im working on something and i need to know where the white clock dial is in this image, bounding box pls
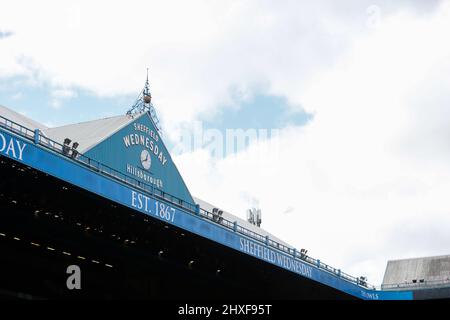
[140,149,152,170]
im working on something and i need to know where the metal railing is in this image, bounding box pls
[0,114,376,290]
[0,117,36,140]
[382,278,450,290]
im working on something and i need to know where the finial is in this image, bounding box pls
[126,69,161,133]
[143,68,151,104]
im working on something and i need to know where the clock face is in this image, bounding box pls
[140,149,152,170]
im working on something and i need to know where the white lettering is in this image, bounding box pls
[0,135,28,161]
[0,134,5,152]
[131,191,137,208]
[16,141,26,160]
[123,136,131,147]
[66,265,81,290]
[362,291,379,300]
[122,129,168,166]
[178,304,212,318]
[276,253,283,266]
[126,164,164,188]
[6,139,16,158]
[239,237,313,279]
[137,193,143,209]
[143,194,150,212]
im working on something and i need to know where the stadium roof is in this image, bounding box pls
[45,114,137,153]
[0,105,145,153]
[0,105,48,132]
[383,254,450,286]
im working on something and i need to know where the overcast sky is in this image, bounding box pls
[1,0,450,286]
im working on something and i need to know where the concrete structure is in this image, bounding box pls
[382,255,450,290]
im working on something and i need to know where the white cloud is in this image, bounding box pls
[1,0,450,286]
[174,2,450,285]
[0,0,372,131]
[50,99,61,109]
[49,88,76,109]
[11,92,22,100]
[51,88,76,99]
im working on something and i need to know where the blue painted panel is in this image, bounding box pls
[85,112,194,205]
[0,128,414,300]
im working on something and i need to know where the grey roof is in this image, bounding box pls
[0,104,146,153]
[194,197,291,248]
[382,254,450,286]
[0,105,48,132]
[45,114,138,153]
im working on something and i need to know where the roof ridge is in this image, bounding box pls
[47,114,128,130]
[0,104,48,130]
[388,254,450,262]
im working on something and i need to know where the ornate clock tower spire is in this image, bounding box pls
[126,68,162,133]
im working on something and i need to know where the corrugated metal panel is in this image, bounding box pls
[0,105,144,153]
[382,255,450,286]
[45,114,138,153]
[0,105,48,131]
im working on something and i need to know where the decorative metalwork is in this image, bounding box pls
[126,68,162,133]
